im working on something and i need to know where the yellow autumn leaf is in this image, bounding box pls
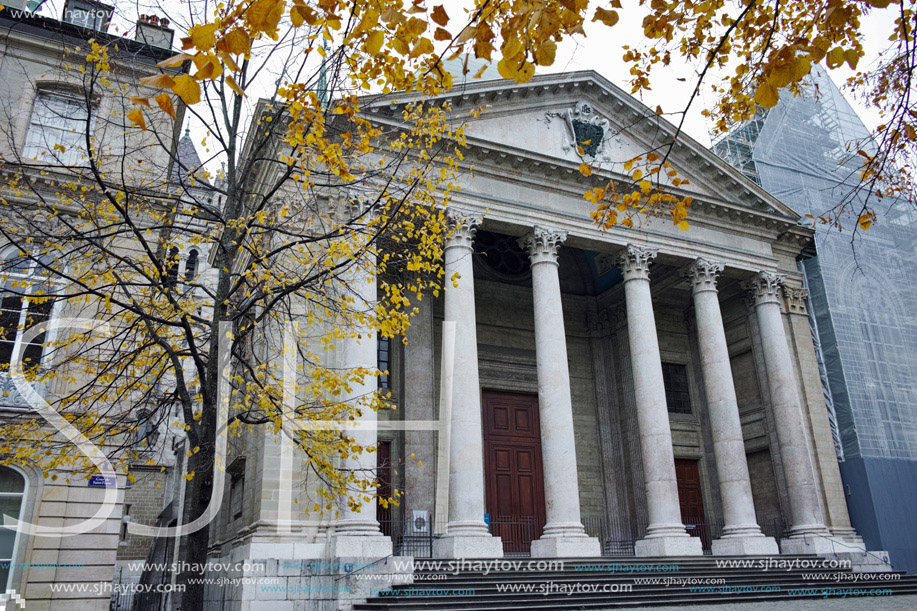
[154,93,175,119]
[365,30,385,55]
[534,39,556,66]
[172,74,201,105]
[579,162,592,176]
[129,96,151,107]
[431,4,449,26]
[434,27,452,42]
[127,108,147,130]
[221,28,251,55]
[593,7,620,27]
[753,82,779,108]
[826,47,845,68]
[677,220,690,231]
[188,23,219,51]
[139,73,176,89]
[225,75,246,97]
[157,52,193,68]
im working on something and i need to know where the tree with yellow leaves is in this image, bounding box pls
[0,5,466,607]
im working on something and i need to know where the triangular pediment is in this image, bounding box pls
[419,71,799,221]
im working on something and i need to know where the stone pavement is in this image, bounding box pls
[607,594,917,610]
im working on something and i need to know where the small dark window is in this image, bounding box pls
[662,362,691,414]
[229,463,244,521]
[377,334,390,389]
[184,249,199,282]
[164,247,179,288]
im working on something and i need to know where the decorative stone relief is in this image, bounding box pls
[784,287,809,315]
[544,101,620,162]
[616,244,658,281]
[685,258,724,293]
[743,271,786,306]
[519,226,567,266]
[444,207,482,249]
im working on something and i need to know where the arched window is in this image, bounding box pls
[184,249,199,282]
[0,466,26,590]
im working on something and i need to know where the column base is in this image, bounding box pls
[712,535,780,556]
[635,534,704,557]
[433,533,503,559]
[780,532,862,555]
[531,535,601,558]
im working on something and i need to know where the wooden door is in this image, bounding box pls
[482,391,546,554]
[674,458,710,550]
[376,440,392,536]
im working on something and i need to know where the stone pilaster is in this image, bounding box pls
[432,208,503,559]
[686,259,778,555]
[619,244,703,557]
[328,242,392,558]
[744,271,836,554]
[521,227,600,558]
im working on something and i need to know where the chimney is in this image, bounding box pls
[135,14,174,50]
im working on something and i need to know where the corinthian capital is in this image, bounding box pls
[784,287,809,315]
[743,271,786,306]
[444,207,483,250]
[616,244,658,281]
[520,226,567,266]
[685,258,724,293]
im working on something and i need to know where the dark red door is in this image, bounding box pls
[674,458,710,550]
[482,391,546,554]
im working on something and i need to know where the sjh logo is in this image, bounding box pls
[0,590,26,611]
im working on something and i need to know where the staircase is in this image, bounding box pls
[354,555,917,610]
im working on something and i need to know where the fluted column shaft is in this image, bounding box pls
[521,228,590,542]
[688,260,777,555]
[442,210,489,536]
[620,246,685,534]
[619,246,701,558]
[747,272,829,537]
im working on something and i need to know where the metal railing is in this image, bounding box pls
[379,516,434,558]
[487,517,541,556]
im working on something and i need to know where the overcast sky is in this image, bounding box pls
[31,0,896,153]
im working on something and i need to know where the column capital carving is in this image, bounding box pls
[743,271,786,306]
[444,207,482,250]
[616,244,658,281]
[520,226,567,266]
[685,258,724,293]
[784,287,809,315]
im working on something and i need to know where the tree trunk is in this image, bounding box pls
[176,445,215,610]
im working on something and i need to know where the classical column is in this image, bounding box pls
[619,244,703,557]
[686,259,779,555]
[328,237,392,558]
[521,227,601,558]
[745,271,834,554]
[432,208,503,559]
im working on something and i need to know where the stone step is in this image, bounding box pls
[353,555,917,610]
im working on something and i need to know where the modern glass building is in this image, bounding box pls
[713,66,917,572]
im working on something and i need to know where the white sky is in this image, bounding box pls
[30,0,897,152]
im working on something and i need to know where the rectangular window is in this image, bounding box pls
[0,295,52,369]
[228,463,244,522]
[377,334,390,389]
[662,362,692,414]
[23,91,88,166]
[62,0,112,30]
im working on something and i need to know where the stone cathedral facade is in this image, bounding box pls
[198,70,882,608]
